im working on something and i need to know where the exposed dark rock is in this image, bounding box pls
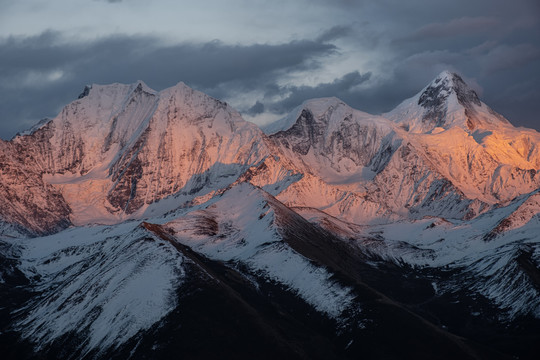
[418,77,450,126]
[77,85,92,99]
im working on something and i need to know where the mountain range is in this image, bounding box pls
[1,71,539,359]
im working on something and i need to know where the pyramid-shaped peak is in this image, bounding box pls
[133,80,154,91]
[160,81,209,99]
[432,70,458,83]
[77,84,92,99]
[429,70,468,87]
[384,70,512,133]
[170,81,189,90]
[262,96,375,135]
[420,71,481,109]
[428,70,452,87]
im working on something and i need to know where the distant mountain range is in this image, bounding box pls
[1,71,538,359]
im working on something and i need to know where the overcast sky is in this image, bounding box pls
[1,0,539,139]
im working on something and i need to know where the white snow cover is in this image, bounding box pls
[165,182,356,318]
[384,70,508,133]
[262,97,350,135]
[17,80,270,226]
[12,222,186,354]
[292,182,540,320]
[264,97,395,182]
[380,71,540,203]
[362,194,540,318]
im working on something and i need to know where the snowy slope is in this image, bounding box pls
[335,192,540,320]
[11,222,186,356]
[0,184,361,358]
[164,182,356,318]
[0,70,539,358]
[261,96,481,223]
[263,97,395,184]
[0,138,71,235]
[384,71,510,134]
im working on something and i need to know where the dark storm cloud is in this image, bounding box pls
[401,17,499,42]
[352,0,540,129]
[0,31,337,139]
[265,71,372,114]
[480,44,540,74]
[246,101,265,116]
[316,26,352,43]
[1,0,540,137]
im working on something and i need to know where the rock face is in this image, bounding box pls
[1,81,270,233]
[101,82,267,215]
[0,133,71,235]
[385,70,509,133]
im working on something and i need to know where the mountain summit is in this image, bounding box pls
[385,70,510,133]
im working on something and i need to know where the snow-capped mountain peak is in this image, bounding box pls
[262,97,350,135]
[385,70,511,134]
[420,71,480,111]
[262,96,394,180]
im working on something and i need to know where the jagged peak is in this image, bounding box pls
[428,70,465,87]
[75,81,157,103]
[157,81,245,127]
[77,84,92,99]
[171,80,188,89]
[435,69,454,80]
[263,97,368,135]
[385,70,512,133]
[159,80,225,105]
[427,70,464,86]
[160,81,201,96]
[419,70,481,110]
[131,80,156,95]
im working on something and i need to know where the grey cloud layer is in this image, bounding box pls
[1,0,539,138]
[0,32,337,138]
[266,71,372,114]
[401,17,500,41]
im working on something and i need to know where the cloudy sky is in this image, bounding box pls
[1,0,539,139]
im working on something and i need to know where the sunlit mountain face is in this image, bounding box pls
[1,72,539,359]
